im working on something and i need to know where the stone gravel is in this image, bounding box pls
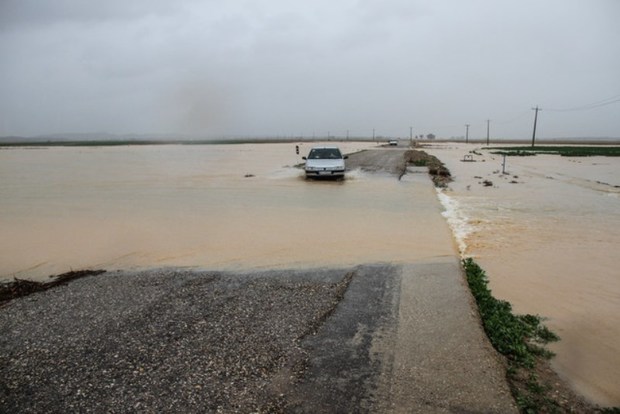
[0,268,353,413]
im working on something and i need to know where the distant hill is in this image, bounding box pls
[37,133,186,142]
[1,133,619,145]
[0,133,188,143]
[0,136,28,143]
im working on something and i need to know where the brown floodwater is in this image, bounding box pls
[426,143,620,407]
[0,142,455,281]
[3,141,618,406]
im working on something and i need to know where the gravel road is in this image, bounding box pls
[1,268,356,412]
[0,262,516,413]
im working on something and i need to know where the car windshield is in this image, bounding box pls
[308,148,342,159]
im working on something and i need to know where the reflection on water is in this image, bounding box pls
[426,143,620,406]
[0,143,455,281]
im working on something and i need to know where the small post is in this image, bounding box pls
[531,106,541,147]
[502,154,507,174]
[486,119,490,146]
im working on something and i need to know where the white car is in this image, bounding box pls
[303,146,348,179]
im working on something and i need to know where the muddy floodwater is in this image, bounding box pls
[3,141,619,407]
[0,142,455,281]
[425,143,620,407]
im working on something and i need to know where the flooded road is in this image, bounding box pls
[4,140,618,406]
[0,143,455,281]
[2,143,521,413]
[425,143,620,406]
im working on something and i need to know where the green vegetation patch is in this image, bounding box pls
[463,258,558,367]
[490,150,537,157]
[487,146,620,157]
[463,258,620,412]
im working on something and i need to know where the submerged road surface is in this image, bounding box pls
[0,149,517,412]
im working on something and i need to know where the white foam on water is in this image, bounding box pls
[435,189,471,256]
[341,168,368,181]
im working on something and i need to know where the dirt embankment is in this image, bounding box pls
[345,148,452,186]
[404,149,452,187]
[0,270,106,306]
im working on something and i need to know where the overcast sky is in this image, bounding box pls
[1,0,619,140]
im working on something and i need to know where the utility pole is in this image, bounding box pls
[486,119,491,146]
[465,124,470,144]
[409,126,413,146]
[531,106,541,147]
[346,129,349,140]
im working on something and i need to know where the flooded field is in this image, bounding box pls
[0,142,455,281]
[426,143,620,406]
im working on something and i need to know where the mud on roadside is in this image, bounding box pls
[404,149,452,187]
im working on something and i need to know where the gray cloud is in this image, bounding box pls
[1,0,619,139]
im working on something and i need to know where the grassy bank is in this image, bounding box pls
[463,259,619,413]
[487,146,620,157]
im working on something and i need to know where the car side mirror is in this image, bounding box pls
[344,155,349,159]
[302,156,307,160]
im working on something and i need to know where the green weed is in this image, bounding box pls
[487,146,620,157]
[462,258,620,412]
[463,258,558,367]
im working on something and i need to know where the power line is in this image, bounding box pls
[410,93,617,139]
[546,93,620,112]
[494,110,531,125]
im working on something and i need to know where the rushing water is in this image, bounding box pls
[426,143,620,407]
[0,142,455,281]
